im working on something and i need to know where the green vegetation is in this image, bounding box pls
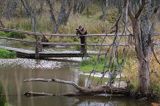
[0,49,16,58]
[0,31,26,39]
[80,50,160,93]
[80,56,106,72]
[80,56,125,73]
[0,31,8,37]
[0,84,5,106]
[0,83,8,106]
[7,32,26,39]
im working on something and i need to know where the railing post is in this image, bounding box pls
[79,34,87,55]
[35,35,42,59]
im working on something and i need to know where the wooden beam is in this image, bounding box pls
[0,36,129,47]
[0,37,35,44]
[41,42,129,46]
[0,28,131,37]
[0,28,160,37]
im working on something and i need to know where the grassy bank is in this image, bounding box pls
[80,48,160,94]
[0,49,16,58]
[80,47,136,72]
[80,56,124,72]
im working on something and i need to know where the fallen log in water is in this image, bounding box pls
[24,78,130,97]
[24,92,54,97]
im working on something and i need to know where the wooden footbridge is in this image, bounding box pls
[0,28,160,59]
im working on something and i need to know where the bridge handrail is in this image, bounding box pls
[0,28,132,37]
[1,28,160,37]
[0,36,129,46]
[0,36,35,44]
[1,27,160,59]
[40,42,129,46]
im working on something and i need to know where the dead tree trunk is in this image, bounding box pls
[138,0,152,94]
[46,0,73,33]
[3,0,18,19]
[132,19,151,94]
[55,0,73,33]
[46,0,57,33]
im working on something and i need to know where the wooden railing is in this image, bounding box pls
[0,28,160,58]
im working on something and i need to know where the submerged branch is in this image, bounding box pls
[24,78,129,96]
[24,78,85,91]
[24,91,80,97]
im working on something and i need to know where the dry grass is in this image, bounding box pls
[122,46,160,93]
[2,11,114,34]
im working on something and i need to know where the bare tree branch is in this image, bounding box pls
[46,0,57,33]
[135,0,146,19]
[151,45,160,65]
[24,78,85,91]
[24,91,78,97]
[128,5,135,21]
[20,0,32,16]
[24,78,129,96]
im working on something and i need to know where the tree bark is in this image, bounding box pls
[132,18,151,95]
[46,0,57,33]
[20,0,31,16]
[130,0,152,94]
[138,0,152,94]
[3,0,18,19]
[55,0,73,33]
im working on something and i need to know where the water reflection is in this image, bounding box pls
[0,59,80,106]
[74,96,151,106]
[0,59,156,106]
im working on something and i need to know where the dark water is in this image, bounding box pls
[0,59,158,106]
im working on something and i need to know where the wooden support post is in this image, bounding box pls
[35,35,42,59]
[80,35,87,55]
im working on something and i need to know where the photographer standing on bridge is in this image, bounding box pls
[76,26,87,55]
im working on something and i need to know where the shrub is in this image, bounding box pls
[106,8,119,23]
[0,49,16,58]
[0,31,26,39]
[7,32,26,39]
[0,31,7,37]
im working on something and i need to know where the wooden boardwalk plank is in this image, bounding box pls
[0,45,34,54]
[0,46,98,58]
